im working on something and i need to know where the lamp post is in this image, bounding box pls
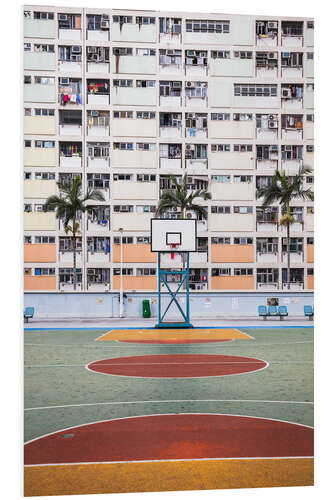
[119,228,124,318]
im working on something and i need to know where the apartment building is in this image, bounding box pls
[23,6,314,293]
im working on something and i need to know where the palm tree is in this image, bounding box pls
[156,173,211,220]
[156,173,211,273]
[256,166,314,289]
[44,175,105,290]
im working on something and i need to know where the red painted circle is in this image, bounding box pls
[118,339,232,344]
[87,354,267,378]
[24,414,313,465]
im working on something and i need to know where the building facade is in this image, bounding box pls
[23,6,314,293]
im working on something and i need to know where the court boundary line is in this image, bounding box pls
[25,325,314,332]
[24,411,314,452]
[24,455,314,468]
[24,399,314,412]
[85,353,270,379]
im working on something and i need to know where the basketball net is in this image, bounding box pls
[169,243,179,260]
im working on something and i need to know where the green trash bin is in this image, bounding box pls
[142,299,151,318]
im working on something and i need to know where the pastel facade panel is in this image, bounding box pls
[211,244,254,263]
[24,213,57,231]
[112,56,157,74]
[112,181,157,200]
[230,16,255,45]
[113,244,157,263]
[24,244,56,263]
[303,122,314,140]
[112,213,153,231]
[307,275,314,290]
[112,150,157,169]
[24,19,56,39]
[304,59,314,78]
[24,180,56,199]
[305,28,314,47]
[305,214,314,232]
[304,88,314,109]
[24,53,56,71]
[24,276,56,290]
[211,182,254,200]
[112,87,157,106]
[234,95,280,108]
[209,120,254,139]
[113,275,157,290]
[184,32,232,45]
[304,152,314,169]
[24,84,56,103]
[210,152,254,170]
[24,116,56,135]
[307,244,314,263]
[209,81,232,107]
[24,148,56,167]
[211,276,255,290]
[210,59,254,77]
[210,214,255,231]
[112,119,157,137]
[112,24,156,43]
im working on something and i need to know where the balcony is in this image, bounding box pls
[281,22,303,47]
[86,15,110,41]
[159,145,182,170]
[58,14,81,40]
[87,80,110,105]
[59,143,82,168]
[256,21,278,47]
[256,251,279,264]
[87,113,110,137]
[59,249,82,265]
[159,18,182,43]
[255,52,278,78]
[87,239,111,263]
[281,86,303,109]
[256,147,279,171]
[87,207,110,232]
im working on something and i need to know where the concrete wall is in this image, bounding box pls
[24,291,314,318]
[112,213,153,231]
[211,244,254,263]
[112,181,157,200]
[112,150,157,169]
[211,276,255,290]
[112,56,156,74]
[24,244,56,263]
[113,244,157,263]
[112,119,157,137]
[24,19,56,38]
[24,180,56,199]
[24,116,56,135]
[210,59,254,77]
[209,152,254,170]
[24,52,56,71]
[24,148,56,167]
[112,23,156,43]
[112,87,157,106]
[209,121,254,139]
[24,213,57,231]
[211,182,254,201]
[210,214,254,232]
[24,84,56,103]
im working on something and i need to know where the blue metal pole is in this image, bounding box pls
[186,252,190,323]
[158,252,161,325]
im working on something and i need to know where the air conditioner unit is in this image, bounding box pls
[185,144,192,150]
[187,50,196,56]
[187,113,194,118]
[267,21,278,29]
[190,145,195,150]
[234,51,240,57]
[59,14,68,21]
[101,20,109,28]
[60,77,69,85]
[91,110,99,116]
[167,50,174,55]
[186,81,194,87]
[268,121,276,128]
[87,47,97,53]
[87,269,95,274]
[282,88,291,98]
[233,113,240,120]
[282,52,291,58]
[268,52,277,59]
[72,46,81,53]
[268,114,275,120]
[172,81,181,88]
[270,145,278,151]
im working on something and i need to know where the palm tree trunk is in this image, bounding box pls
[72,234,77,291]
[287,221,290,290]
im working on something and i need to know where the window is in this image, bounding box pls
[136,143,156,151]
[24,172,32,180]
[307,268,314,276]
[113,142,133,150]
[233,113,252,121]
[307,207,314,214]
[234,51,252,59]
[136,111,156,119]
[24,236,32,244]
[24,204,32,212]
[87,268,110,283]
[113,16,132,23]
[137,236,150,244]
[234,268,253,275]
[113,268,133,275]
[24,43,31,51]
[87,14,110,31]
[24,268,32,275]
[211,113,230,121]
[113,174,132,181]
[234,144,253,152]
[234,206,253,214]
[256,238,278,253]
[87,46,110,63]
[137,268,156,276]
[234,176,253,183]
[211,175,231,183]
[212,268,231,276]
[307,237,314,245]
[306,114,314,122]
[35,268,55,276]
[185,81,207,98]
[212,237,231,244]
[211,51,230,59]
[257,268,279,284]
[34,44,54,52]
[113,47,133,56]
[113,79,133,87]
[24,140,32,148]
[234,237,253,244]
[185,50,208,66]
[306,176,314,184]
[282,238,303,253]
[24,75,32,84]
[34,172,56,180]
[234,84,277,97]
[33,11,54,20]
[136,80,155,87]
[59,268,82,283]
[306,145,314,153]
[114,237,134,244]
[307,52,314,60]
[35,108,55,116]
[35,236,56,244]
[136,205,156,213]
[307,21,314,29]
[113,205,133,213]
[136,16,155,24]
[34,76,55,85]
[137,174,156,182]
[87,143,110,158]
[113,111,133,119]
[186,19,230,33]
[211,206,231,214]
[159,49,182,66]
[211,144,231,152]
[87,173,110,189]
[136,48,156,56]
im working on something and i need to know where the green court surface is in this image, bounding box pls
[24,327,314,443]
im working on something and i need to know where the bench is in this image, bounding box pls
[24,307,34,323]
[304,305,314,320]
[258,305,288,320]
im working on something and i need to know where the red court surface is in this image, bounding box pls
[87,354,268,378]
[24,414,314,466]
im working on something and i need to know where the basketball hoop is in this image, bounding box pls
[169,243,179,260]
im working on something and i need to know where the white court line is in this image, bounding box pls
[25,455,314,468]
[24,340,314,348]
[24,399,314,412]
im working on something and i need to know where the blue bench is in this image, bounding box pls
[24,307,34,323]
[304,305,314,320]
[258,305,288,320]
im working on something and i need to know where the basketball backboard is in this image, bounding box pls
[151,218,197,252]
